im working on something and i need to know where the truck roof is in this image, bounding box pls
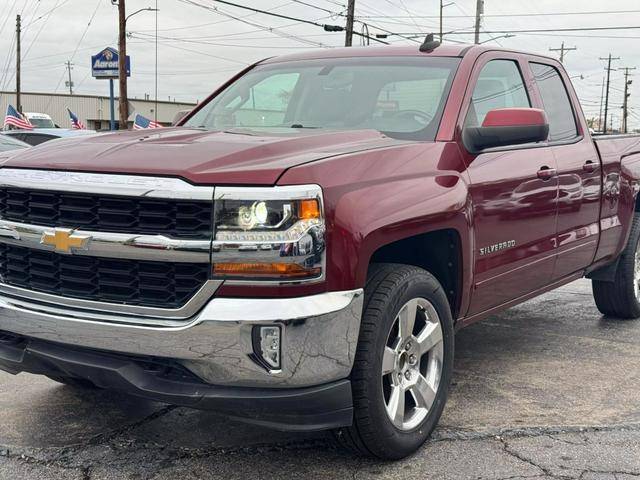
[262,44,482,65]
[261,43,558,65]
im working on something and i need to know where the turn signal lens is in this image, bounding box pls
[299,199,320,220]
[213,262,321,279]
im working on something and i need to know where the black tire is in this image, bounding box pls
[46,375,99,390]
[333,263,455,460]
[592,211,640,319]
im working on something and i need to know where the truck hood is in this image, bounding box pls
[2,127,404,185]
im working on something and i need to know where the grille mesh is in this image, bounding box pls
[0,244,210,309]
[0,188,213,239]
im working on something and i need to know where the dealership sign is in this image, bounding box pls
[91,47,130,79]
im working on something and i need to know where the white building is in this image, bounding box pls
[0,91,197,131]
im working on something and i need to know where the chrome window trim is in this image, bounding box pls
[0,168,215,201]
[0,219,211,263]
[0,280,222,321]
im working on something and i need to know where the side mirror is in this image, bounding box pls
[463,108,549,154]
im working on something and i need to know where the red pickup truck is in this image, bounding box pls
[1,42,639,459]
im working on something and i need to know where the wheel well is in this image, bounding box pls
[369,229,462,318]
[635,194,640,211]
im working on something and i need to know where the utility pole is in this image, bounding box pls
[473,0,484,44]
[598,74,605,132]
[600,53,620,134]
[117,0,129,129]
[65,61,74,95]
[621,67,636,134]
[345,0,355,47]
[549,41,576,64]
[15,15,21,113]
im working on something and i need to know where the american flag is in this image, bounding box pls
[4,105,33,130]
[67,108,85,130]
[133,114,162,130]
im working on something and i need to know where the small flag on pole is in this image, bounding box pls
[67,108,85,130]
[4,105,33,130]
[133,114,162,130]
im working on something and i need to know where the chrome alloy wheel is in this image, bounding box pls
[382,298,444,431]
[635,244,640,299]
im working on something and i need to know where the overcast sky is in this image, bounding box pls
[0,0,639,129]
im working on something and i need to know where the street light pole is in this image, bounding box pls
[439,1,453,43]
[479,34,515,44]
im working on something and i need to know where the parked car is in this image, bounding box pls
[1,43,640,460]
[2,128,97,146]
[0,133,30,152]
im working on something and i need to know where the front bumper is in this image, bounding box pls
[0,289,363,431]
[0,335,353,431]
[0,289,363,387]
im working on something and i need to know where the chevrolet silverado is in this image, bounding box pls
[1,41,640,459]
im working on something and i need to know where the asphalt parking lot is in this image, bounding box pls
[1,278,640,479]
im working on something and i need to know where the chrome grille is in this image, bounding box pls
[0,244,210,309]
[0,188,213,239]
[0,169,216,313]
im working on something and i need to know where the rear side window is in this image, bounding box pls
[465,59,530,127]
[530,63,578,142]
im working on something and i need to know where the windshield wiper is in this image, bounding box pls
[290,124,320,129]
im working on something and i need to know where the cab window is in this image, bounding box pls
[530,62,578,142]
[465,59,530,127]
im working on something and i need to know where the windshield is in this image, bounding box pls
[29,118,55,128]
[185,56,460,141]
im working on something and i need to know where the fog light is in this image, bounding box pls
[254,325,281,370]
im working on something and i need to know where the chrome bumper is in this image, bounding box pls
[0,289,363,388]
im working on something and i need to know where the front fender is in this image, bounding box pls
[279,141,472,297]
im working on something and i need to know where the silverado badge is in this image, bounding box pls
[41,228,91,253]
[479,240,516,256]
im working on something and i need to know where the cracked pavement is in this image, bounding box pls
[1,279,640,479]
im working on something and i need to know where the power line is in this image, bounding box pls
[210,0,388,44]
[356,9,640,19]
[22,0,70,28]
[130,32,326,49]
[23,0,62,60]
[177,0,330,47]
[291,0,338,16]
[0,0,18,39]
[180,0,388,45]
[44,0,101,111]
[444,25,640,35]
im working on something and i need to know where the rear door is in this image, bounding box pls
[528,61,601,279]
[461,53,559,316]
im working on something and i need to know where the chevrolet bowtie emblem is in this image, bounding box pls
[41,228,91,253]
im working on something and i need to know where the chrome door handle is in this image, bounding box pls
[583,161,598,173]
[537,166,557,180]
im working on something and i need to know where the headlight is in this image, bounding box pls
[212,185,325,282]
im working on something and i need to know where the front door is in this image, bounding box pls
[462,55,559,316]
